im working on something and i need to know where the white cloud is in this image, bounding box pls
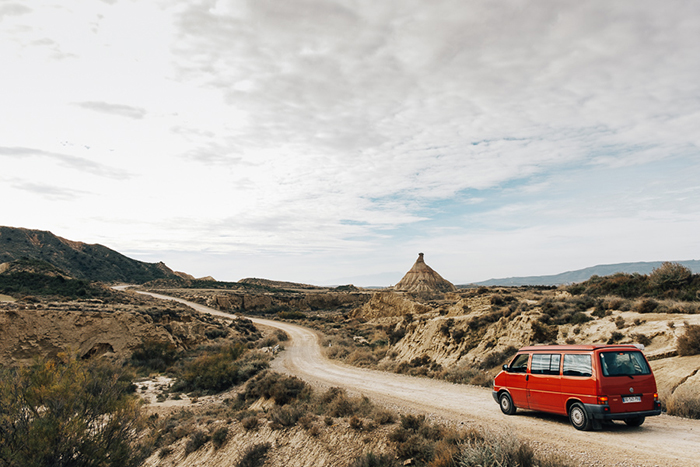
[1,0,699,283]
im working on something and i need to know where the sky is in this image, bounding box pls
[2,0,700,286]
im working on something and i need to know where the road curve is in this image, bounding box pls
[132,290,700,467]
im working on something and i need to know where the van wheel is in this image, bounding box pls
[569,403,591,431]
[624,416,645,427]
[499,392,516,415]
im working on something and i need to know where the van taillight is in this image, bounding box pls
[597,396,608,405]
[654,393,659,401]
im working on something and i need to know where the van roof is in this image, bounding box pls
[518,344,643,352]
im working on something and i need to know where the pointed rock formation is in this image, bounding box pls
[393,253,456,293]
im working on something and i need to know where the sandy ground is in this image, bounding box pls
[134,290,700,467]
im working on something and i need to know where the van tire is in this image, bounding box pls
[624,416,645,427]
[569,403,591,431]
[499,392,516,415]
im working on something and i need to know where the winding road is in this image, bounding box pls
[133,290,700,467]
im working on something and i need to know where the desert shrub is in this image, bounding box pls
[531,321,558,343]
[277,311,306,320]
[275,329,289,341]
[239,371,310,406]
[649,262,693,290]
[400,414,426,432]
[437,363,492,387]
[349,416,364,430]
[454,429,573,467]
[236,443,271,467]
[479,346,518,369]
[298,413,316,430]
[130,340,179,372]
[615,317,626,329]
[212,426,228,449]
[395,434,434,464]
[607,331,624,344]
[666,386,700,419]
[389,327,406,345]
[347,349,379,367]
[372,408,397,425]
[269,403,306,428]
[350,452,400,467]
[241,415,259,431]
[676,324,700,356]
[632,333,652,347]
[570,311,593,325]
[174,343,268,394]
[635,298,659,313]
[0,356,148,467]
[184,429,210,455]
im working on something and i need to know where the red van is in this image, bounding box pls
[492,344,661,430]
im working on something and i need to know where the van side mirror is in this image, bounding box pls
[502,364,509,372]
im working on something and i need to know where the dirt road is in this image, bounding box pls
[134,291,700,467]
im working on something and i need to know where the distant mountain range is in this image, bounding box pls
[0,226,180,284]
[464,260,700,287]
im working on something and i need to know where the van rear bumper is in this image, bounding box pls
[584,403,662,420]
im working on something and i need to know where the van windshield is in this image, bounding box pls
[600,351,651,377]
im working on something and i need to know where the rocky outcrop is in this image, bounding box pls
[393,253,456,293]
[0,300,238,365]
[160,290,371,313]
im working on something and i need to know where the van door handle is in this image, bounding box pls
[526,375,529,381]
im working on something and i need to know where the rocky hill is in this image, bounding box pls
[0,226,180,283]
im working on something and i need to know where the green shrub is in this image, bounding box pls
[236,443,271,467]
[0,357,148,467]
[677,324,700,356]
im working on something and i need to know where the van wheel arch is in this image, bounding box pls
[498,391,517,415]
[568,402,591,431]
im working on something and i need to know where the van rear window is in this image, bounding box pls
[531,354,561,375]
[562,354,592,377]
[600,351,651,377]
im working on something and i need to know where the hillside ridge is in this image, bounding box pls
[0,226,180,284]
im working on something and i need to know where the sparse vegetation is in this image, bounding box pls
[0,356,148,467]
[676,324,700,356]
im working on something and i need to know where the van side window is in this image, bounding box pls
[562,354,592,377]
[531,354,561,375]
[509,354,529,373]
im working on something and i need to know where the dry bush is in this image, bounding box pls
[184,429,210,455]
[211,426,228,449]
[635,298,659,314]
[666,386,700,419]
[241,415,259,431]
[632,333,652,347]
[236,443,271,467]
[349,416,364,431]
[346,349,379,367]
[676,324,700,356]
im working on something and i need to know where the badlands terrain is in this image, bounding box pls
[2,230,700,467]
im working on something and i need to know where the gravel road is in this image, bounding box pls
[135,291,700,467]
